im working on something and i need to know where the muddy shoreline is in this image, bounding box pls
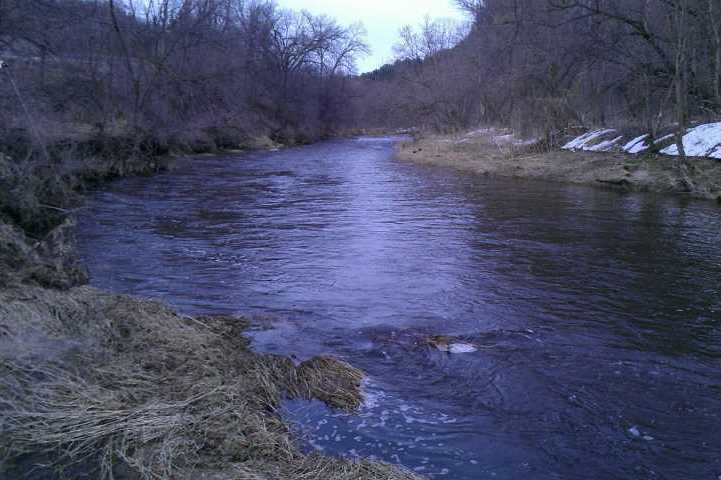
[396,134,721,202]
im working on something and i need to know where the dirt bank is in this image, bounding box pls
[397,133,721,202]
[0,141,420,479]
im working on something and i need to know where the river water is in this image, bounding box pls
[77,137,721,479]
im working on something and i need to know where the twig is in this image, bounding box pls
[37,204,73,214]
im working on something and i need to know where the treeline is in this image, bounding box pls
[356,0,721,143]
[0,0,368,157]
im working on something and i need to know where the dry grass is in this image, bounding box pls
[294,357,365,411]
[397,133,721,201]
[0,218,89,290]
[0,287,420,480]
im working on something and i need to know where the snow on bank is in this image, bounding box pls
[463,128,537,146]
[562,129,617,151]
[562,122,721,159]
[660,123,721,159]
[585,135,624,152]
[622,134,649,154]
[492,133,538,146]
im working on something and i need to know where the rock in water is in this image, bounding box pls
[425,335,478,354]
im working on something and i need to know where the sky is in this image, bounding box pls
[278,0,466,73]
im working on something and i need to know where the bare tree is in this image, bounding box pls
[0,0,370,155]
[359,0,721,137]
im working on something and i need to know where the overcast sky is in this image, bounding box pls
[278,0,465,73]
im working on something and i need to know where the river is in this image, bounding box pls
[77,137,721,479]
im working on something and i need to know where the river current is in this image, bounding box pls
[77,137,721,479]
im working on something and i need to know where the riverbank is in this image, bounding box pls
[0,139,420,479]
[0,287,419,479]
[396,132,721,202]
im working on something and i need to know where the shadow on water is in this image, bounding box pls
[78,137,721,479]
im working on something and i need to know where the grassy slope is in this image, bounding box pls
[397,134,721,201]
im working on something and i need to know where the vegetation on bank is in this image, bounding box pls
[0,134,176,291]
[397,130,721,202]
[1,1,369,153]
[0,287,419,480]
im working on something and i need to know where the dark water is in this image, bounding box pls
[77,137,721,479]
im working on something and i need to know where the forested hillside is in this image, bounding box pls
[0,0,368,157]
[356,0,721,145]
[3,0,721,155]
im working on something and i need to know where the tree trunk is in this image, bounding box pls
[108,0,141,133]
[709,0,721,110]
[674,0,689,158]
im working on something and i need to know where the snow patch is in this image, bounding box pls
[654,134,675,144]
[491,133,538,146]
[562,129,616,151]
[460,128,537,146]
[586,135,624,152]
[492,133,538,146]
[623,134,649,154]
[660,122,721,159]
[564,123,721,160]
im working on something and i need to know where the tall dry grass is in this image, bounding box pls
[0,287,420,480]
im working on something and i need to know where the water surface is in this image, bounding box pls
[78,137,721,479]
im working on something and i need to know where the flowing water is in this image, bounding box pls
[77,137,721,479]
